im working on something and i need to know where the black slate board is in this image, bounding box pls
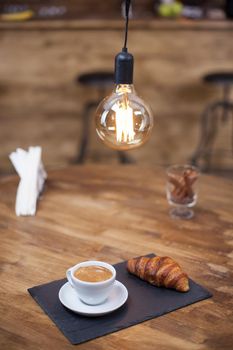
[28,254,212,345]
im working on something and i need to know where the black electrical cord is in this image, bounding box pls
[123,0,131,51]
[115,0,133,84]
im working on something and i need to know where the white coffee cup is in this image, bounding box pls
[66,260,116,305]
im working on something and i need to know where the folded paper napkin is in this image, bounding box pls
[9,146,47,216]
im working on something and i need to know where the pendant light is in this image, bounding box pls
[95,0,153,150]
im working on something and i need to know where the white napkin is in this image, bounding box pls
[9,146,47,216]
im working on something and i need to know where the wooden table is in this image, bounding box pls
[0,165,233,350]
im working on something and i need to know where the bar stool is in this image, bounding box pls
[75,71,134,164]
[191,72,233,170]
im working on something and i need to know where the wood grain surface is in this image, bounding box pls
[1,20,233,175]
[0,165,233,349]
[1,19,233,31]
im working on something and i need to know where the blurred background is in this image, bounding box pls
[0,0,232,177]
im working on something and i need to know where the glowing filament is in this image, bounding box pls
[113,100,135,143]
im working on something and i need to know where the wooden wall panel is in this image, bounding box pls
[0,21,232,175]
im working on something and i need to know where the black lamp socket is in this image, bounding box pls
[114,50,134,85]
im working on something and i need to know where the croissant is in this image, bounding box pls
[127,256,189,292]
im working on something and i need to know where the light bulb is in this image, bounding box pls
[95,83,153,150]
[95,1,153,150]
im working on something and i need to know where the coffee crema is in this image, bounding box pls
[74,265,113,282]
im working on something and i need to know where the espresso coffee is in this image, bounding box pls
[74,265,113,282]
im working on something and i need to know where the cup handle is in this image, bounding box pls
[66,268,75,288]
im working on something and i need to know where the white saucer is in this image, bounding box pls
[59,280,128,317]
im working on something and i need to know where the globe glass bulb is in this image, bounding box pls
[95,84,153,150]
